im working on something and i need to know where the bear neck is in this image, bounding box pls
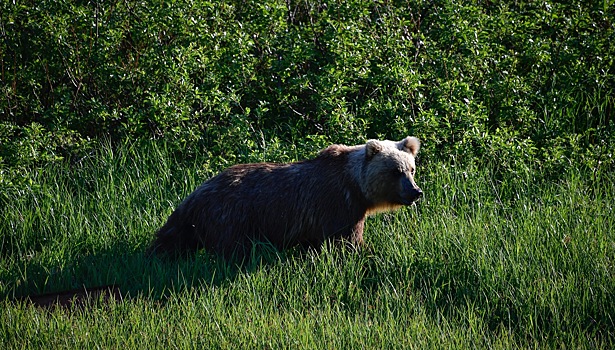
[316,144,372,216]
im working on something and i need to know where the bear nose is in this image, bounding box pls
[415,188,423,197]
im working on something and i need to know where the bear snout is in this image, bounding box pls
[399,178,422,204]
[415,187,423,198]
[407,187,422,203]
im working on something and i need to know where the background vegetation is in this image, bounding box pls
[2,0,613,179]
[1,0,614,348]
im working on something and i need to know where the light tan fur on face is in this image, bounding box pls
[348,136,421,215]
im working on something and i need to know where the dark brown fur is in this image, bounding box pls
[150,138,421,261]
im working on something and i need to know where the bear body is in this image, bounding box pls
[150,137,422,260]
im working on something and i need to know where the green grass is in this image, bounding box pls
[1,142,614,348]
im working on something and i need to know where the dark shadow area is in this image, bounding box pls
[18,285,123,308]
[4,240,291,308]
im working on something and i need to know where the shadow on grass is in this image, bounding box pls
[7,240,289,308]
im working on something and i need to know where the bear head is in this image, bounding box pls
[358,136,422,214]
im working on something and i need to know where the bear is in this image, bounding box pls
[149,137,422,261]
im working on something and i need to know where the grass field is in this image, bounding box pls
[1,142,614,348]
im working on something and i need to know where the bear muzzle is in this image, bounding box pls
[399,178,422,205]
[401,187,422,205]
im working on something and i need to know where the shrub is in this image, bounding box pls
[1,0,613,182]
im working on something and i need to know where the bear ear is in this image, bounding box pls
[401,137,420,156]
[365,140,382,160]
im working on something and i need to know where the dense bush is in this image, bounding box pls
[1,0,613,180]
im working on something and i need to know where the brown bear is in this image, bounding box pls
[149,137,422,261]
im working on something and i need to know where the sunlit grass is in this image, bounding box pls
[1,141,613,348]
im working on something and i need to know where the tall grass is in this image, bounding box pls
[1,142,614,348]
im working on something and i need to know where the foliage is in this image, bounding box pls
[1,0,613,183]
